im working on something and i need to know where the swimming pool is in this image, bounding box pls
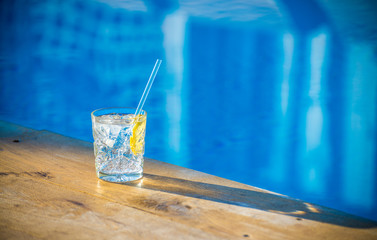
[0,0,376,221]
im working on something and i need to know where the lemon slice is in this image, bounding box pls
[130,114,146,155]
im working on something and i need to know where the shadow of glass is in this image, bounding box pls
[123,173,377,229]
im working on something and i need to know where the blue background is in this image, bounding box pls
[1,0,376,221]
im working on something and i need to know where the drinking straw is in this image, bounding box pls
[134,59,162,117]
[113,59,162,149]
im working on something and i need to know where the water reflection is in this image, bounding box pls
[0,0,376,221]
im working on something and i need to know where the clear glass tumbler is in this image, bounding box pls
[91,107,147,182]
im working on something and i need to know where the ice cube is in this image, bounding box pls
[104,138,116,148]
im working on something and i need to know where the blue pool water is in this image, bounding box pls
[0,0,376,221]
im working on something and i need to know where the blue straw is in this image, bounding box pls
[113,59,162,149]
[134,59,162,117]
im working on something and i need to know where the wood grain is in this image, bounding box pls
[0,120,376,239]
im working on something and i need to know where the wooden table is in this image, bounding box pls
[0,121,376,239]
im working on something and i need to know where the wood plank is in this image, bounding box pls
[0,120,376,239]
